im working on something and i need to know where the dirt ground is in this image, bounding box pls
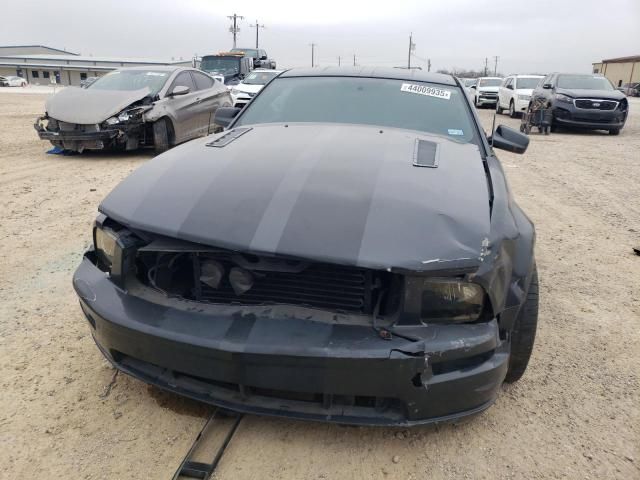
[1,91,638,480]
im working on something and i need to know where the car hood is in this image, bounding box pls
[100,124,491,272]
[555,88,625,100]
[234,83,263,94]
[45,87,151,124]
[514,88,534,96]
[478,86,499,93]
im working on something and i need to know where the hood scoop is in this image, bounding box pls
[413,139,439,168]
[206,127,252,148]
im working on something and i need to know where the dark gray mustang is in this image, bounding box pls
[74,67,537,426]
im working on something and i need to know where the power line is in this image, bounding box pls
[227,13,244,49]
[249,20,265,49]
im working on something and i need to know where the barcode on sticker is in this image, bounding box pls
[400,83,451,100]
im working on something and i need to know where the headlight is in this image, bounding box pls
[94,226,119,270]
[420,279,485,323]
[105,116,119,125]
[117,112,130,122]
[517,94,530,102]
[555,93,573,104]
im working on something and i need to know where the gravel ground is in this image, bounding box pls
[0,92,638,480]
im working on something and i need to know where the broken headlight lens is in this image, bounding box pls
[555,93,573,104]
[420,279,485,323]
[94,226,119,270]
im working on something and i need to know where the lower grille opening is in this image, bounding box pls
[431,350,494,375]
[136,248,400,315]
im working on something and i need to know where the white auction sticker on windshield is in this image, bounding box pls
[400,83,451,100]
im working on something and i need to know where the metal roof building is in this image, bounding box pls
[0,45,192,86]
[592,55,640,87]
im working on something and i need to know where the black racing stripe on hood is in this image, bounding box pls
[176,137,300,248]
[275,139,385,264]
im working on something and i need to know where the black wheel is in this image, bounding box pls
[509,101,517,118]
[519,124,526,133]
[609,128,620,135]
[496,102,504,114]
[505,266,539,383]
[550,123,557,133]
[153,118,170,154]
[474,96,479,108]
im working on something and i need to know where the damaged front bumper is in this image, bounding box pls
[73,254,509,426]
[34,116,144,151]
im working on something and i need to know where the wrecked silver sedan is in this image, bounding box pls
[35,66,231,153]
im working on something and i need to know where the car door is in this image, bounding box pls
[499,77,511,107]
[191,70,229,135]
[162,71,199,143]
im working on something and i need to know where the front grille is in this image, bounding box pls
[137,247,396,314]
[574,99,617,110]
[198,258,373,313]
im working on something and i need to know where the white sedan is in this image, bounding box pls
[230,69,283,108]
[0,75,28,87]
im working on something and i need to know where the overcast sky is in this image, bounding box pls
[3,0,639,74]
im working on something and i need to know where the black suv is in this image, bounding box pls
[531,73,628,135]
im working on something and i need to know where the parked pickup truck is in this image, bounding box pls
[231,48,277,69]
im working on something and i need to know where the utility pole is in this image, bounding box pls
[227,13,244,48]
[407,33,416,69]
[353,54,356,66]
[338,56,341,66]
[427,58,431,72]
[484,57,488,76]
[310,43,317,67]
[249,20,265,48]
[493,56,499,76]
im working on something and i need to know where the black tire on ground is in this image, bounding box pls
[496,102,504,114]
[550,123,557,133]
[609,128,620,135]
[153,118,170,154]
[505,265,539,383]
[509,101,517,118]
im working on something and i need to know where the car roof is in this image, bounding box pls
[251,68,284,73]
[477,76,502,80]
[280,67,457,86]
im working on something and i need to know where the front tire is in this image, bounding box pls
[509,101,517,118]
[609,128,620,135]
[153,118,170,154]
[505,266,539,383]
[496,102,504,114]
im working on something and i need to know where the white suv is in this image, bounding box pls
[497,75,544,117]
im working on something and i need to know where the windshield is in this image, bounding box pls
[463,79,476,87]
[201,57,240,75]
[243,71,279,85]
[557,74,613,90]
[235,76,477,143]
[88,70,169,94]
[516,77,542,89]
[232,48,258,57]
[478,78,502,87]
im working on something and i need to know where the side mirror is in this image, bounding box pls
[489,125,529,154]
[542,83,552,89]
[170,85,190,96]
[214,106,242,128]
[471,85,477,89]
[260,55,267,60]
[507,85,514,90]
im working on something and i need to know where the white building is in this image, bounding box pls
[0,45,192,86]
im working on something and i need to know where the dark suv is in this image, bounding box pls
[231,48,276,69]
[531,73,628,135]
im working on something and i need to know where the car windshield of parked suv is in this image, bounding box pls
[516,77,542,89]
[242,71,279,85]
[478,78,502,87]
[557,74,613,90]
[232,48,258,57]
[201,56,240,75]
[88,70,169,94]
[236,76,477,143]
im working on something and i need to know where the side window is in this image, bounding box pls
[504,78,512,89]
[170,71,196,93]
[192,71,215,91]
